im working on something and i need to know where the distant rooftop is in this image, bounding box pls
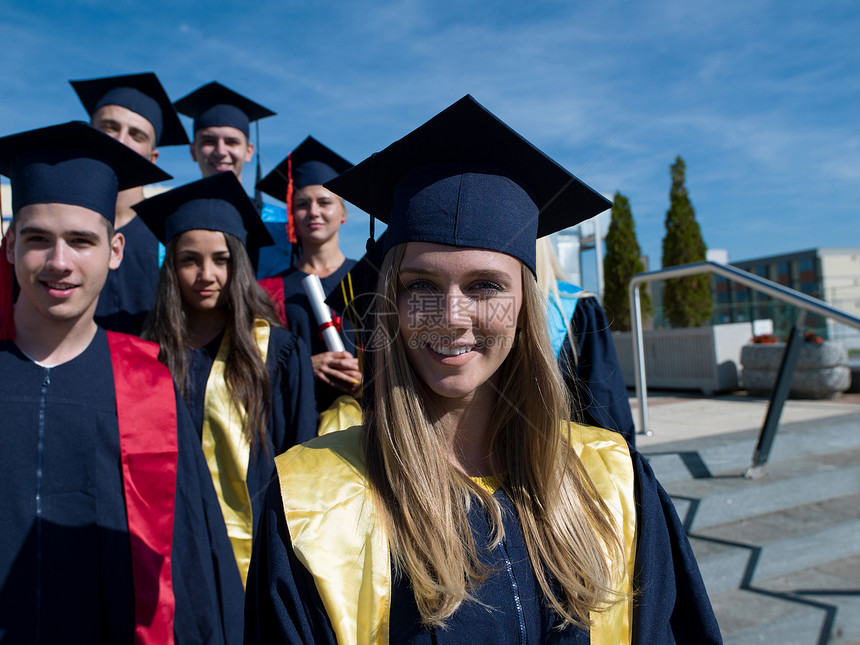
[734,247,860,265]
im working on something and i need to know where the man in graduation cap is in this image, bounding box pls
[174,81,275,184]
[70,72,188,335]
[0,122,244,643]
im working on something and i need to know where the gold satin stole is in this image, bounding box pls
[317,394,363,436]
[201,319,270,588]
[277,424,636,644]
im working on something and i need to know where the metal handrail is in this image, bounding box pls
[628,261,860,434]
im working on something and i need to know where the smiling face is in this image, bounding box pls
[91,104,159,162]
[174,229,232,315]
[292,184,346,246]
[396,242,523,406]
[190,126,254,179]
[6,203,123,325]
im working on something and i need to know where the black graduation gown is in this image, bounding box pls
[94,215,161,336]
[559,295,636,448]
[244,450,722,645]
[245,481,590,645]
[184,327,317,530]
[0,329,244,644]
[273,261,357,413]
[630,451,722,643]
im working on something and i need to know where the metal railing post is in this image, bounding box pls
[626,261,860,450]
[629,279,650,435]
[746,322,807,477]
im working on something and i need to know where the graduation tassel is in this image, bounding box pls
[0,185,14,339]
[285,154,297,244]
[254,120,263,211]
[0,264,13,339]
[366,152,377,257]
[0,181,15,340]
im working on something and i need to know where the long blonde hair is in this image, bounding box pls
[536,236,569,298]
[363,243,624,628]
[536,236,581,362]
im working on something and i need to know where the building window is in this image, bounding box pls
[801,282,820,296]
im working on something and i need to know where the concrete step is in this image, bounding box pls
[711,553,860,644]
[689,493,860,595]
[712,588,826,645]
[756,553,860,645]
[665,444,860,530]
[639,408,860,643]
[642,410,860,485]
[637,402,860,642]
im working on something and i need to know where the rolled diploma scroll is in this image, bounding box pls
[301,274,345,352]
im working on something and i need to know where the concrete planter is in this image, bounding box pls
[612,322,753,394]
[740,341,851,399]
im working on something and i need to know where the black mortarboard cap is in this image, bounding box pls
[0,121,171,225]
[70,72,189,147]
[174,82,275,138]
[257,136,353,199]
[324,95,611,274]
[132,171,275,258]
[257,136,353,244]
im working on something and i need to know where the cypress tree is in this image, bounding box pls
[603,191,650,331]
[661,156,712,327]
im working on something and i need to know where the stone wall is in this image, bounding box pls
[740,341,851,398]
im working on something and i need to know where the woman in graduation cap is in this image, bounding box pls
[245,98,722,644]
[536,238,636,448]
[138,172,317,587]
[257,136,362,414]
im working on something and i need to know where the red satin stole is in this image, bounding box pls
[258,275,287,326]
[106,332,178,645]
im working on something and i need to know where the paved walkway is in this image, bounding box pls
[633,391,860,449]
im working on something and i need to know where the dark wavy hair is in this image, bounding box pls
[143,232,280,450]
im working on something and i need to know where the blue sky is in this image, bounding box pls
[2,0,858,287]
